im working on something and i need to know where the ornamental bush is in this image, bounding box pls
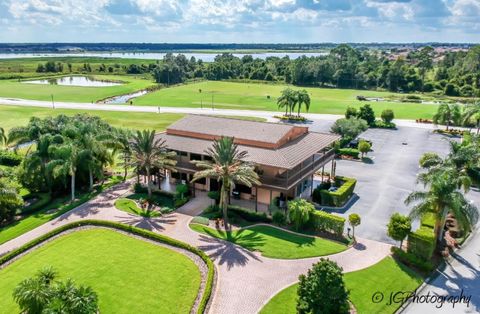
[272,211,286,226]
[310,210,345,237]
[358,104,376,126]
[337,148,359,159]
[228,205,272,223]
[381,109,395,123]
[288,199,314,231]
[297,259,349,314]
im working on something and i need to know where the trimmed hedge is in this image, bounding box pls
[337,148,359,159]
[0,220,214,314]
[310,210,345,237]
[191,216,210,226]
[319,176,357,207]
[408,226,436,261]
[0,150,22,167]
[391,247,434,273]
[228,205,272,223]
[420,212,436,229]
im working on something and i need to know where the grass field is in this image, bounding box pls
[0,74,155,102]
[190,224,347,259]
[0,105,183,131]
[134,81,441,119]
[0,228,201,313]
[260,257,423,314]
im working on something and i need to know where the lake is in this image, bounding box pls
[0,51,327,61]
[22,76,123,87]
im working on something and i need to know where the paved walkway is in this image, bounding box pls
[0,97,455,130]
[0,182,391,314]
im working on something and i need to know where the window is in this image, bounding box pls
[235,184,252,194]
[176,150,188,157]
[190,153,202,161]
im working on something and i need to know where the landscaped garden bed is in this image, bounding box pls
[189,223,347,259]
[260,257,424,314]
[312,176,357,207]
[0,220,215,314]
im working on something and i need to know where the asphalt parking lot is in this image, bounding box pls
[324,126,473,243]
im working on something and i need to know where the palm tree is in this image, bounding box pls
[0,127,7,146]
[296,89,311,117]
[79,133,112,191]
[462,101,480,134]
[131,130,177,198]
[23,135,55,194]
[13,267,57,314]
[405,169,478,243]
[191,137,260,228]
[114,129,133,181]
[51,143,81,202]
[433,103,461,131]
[277,88,295,117]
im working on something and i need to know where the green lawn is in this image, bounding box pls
[260,257,424,314]
[134,81,441,119]
[0,176,122,245]
[0,105,184,131]
[114,198,161,218]
[0,75,154,102]
[190,224,347,259]
[0,229,201,313]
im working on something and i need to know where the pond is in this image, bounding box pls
[22,76,123,87]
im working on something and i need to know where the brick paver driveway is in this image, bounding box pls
[0,182,391,314]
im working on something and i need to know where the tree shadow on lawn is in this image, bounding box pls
[116,213,177,232]
[197,233,262,270]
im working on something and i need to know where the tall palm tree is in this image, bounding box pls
[296,89,311,117]
[277,88,295,117]
[462,101,480,134]
[114,128,133,181]
[191,137,260,228]
[405,169,478,243]
[23,135,55,194]
[131,130,177,198]
[79,133,113,191]
[51,143,81,202]
[433,103,461,131]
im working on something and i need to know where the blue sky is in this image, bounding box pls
[0,0,479,43]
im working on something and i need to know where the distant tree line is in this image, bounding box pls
[35,44,480,97]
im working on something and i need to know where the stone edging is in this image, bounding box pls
[0,220,215,314]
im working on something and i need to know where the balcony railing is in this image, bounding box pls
[259,149,335,189]
[173,148,336,190]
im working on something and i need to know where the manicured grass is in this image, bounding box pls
[260,257,424,314]
[134,81,441,119]
[0,105,184,131]
[0,74,155,102]
[190,224,347,259]
[0,176,122,245]
[0,228,201,313]
[114,198,161,218]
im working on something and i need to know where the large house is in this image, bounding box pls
[156,115,340,210]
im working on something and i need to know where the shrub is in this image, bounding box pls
[297,259,349,314]
[381,109,395,123]
[288,199,314,231]
[331,118,368,141]
[337,148,359,159]
[228,205,272,223]
[345,107,357,119]
[174,197,189,208]
[319,176,356,207]
[445,83,460,96]
[373,120,396,129]
[358,104,376,126]
[391,247,435,273]
[133,183,147,194]
[420,212,436,229]
[207,191,220,202]
[0,151,22,167]
[191,216,210,226]
[272,211,286,225]
[175,184,189,199]
[408,226,436,261]
[358,140,371,158]
[160,207,174,214]
[387,213,412,248]
[310,210,345,237]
